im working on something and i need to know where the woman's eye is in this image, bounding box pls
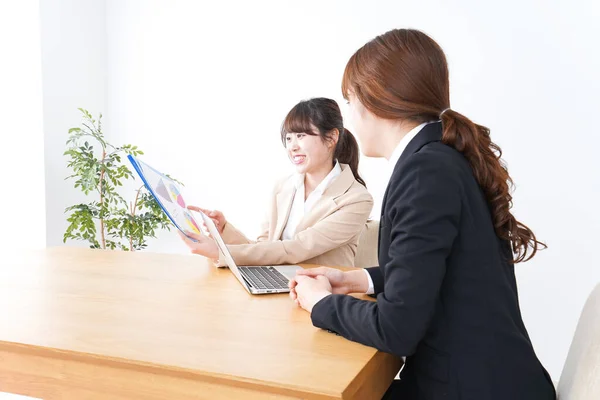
[297,133,305,139]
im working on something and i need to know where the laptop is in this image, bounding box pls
[127,155,302,295]
[194,210,303,295]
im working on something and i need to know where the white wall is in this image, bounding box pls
[40,0,107,247]
[0,0,45,253]
[38,0,599,381]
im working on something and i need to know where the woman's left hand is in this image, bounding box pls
[291,275,332,313]
[178,231,219,260]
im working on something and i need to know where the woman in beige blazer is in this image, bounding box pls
[180,98,373,267]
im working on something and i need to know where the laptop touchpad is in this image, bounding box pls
[275,265,303,279]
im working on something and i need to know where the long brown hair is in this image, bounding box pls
[281,97,366,187]
[342,29,544,263]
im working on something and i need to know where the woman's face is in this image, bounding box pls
[285,126,335,175]
[347,93,381,157]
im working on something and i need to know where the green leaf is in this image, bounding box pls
[64,107,183,251]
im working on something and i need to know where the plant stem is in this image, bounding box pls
[129,185,143,251]
[99,149,106,249]
[100,148,122,163]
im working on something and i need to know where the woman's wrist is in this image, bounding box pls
[344,270,369,294]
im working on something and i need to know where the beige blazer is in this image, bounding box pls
[217,164,373,268]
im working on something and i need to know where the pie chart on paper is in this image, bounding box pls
[184,210,201,234]
[169,183,186,208]
[155,179,172,203]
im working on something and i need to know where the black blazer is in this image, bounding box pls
[311,123,555,400]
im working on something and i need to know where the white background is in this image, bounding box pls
[0,0,45,253]
[3,0,600,384]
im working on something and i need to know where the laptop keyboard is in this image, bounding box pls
[238,266,289,290]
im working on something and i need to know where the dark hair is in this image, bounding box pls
[280,97,366,187]
[342,29,545,263]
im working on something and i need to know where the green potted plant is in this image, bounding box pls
[63,108,177,251]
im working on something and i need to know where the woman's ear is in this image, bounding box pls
[329,128,340,149]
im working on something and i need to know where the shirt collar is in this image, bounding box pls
[314,160,342,195]
[388,122,434,169]
[295,160,342,194]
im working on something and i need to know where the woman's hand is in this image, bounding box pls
[187,205,227,234]
[289,275,332,313]
[289,267,368,297]
[178,231,219,259]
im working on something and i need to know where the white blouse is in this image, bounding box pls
[281,161,342,240]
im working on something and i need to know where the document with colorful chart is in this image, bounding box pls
[127,155,202,239]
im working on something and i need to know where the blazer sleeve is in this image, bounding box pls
[366,267,385,294]
[219,194,373,267]
[310,152,461,356]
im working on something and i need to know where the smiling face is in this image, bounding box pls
[285,127,335,175]
[281,98,342,175]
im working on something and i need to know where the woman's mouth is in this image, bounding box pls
[292,155,306,165]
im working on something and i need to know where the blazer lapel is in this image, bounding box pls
[295,198,337,234]
[397,122,443,168]
[379,122,443,255]
[381,122,444,209]
[295,164,355,233]
[272,182,297,240]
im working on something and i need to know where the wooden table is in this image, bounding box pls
[0,247,401,399]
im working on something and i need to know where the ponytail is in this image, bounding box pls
[335,128,366,187]
[341,28,544,263]
[440,109,546,263]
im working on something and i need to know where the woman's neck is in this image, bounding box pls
[381,120,421,160]
[304,161,335,200]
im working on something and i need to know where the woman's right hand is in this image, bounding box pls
[187,205,227,234]
[289,267,369,297]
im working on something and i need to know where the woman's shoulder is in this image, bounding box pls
[397,142,469,184]
[337,165,373,205]
[346,180,374,204]
[388,143,468,202]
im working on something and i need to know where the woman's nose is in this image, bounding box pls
[288,138,300,151]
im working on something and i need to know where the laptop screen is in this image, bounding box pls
[195,212,248,286]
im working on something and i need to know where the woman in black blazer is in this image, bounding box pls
[290,29,556,400]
